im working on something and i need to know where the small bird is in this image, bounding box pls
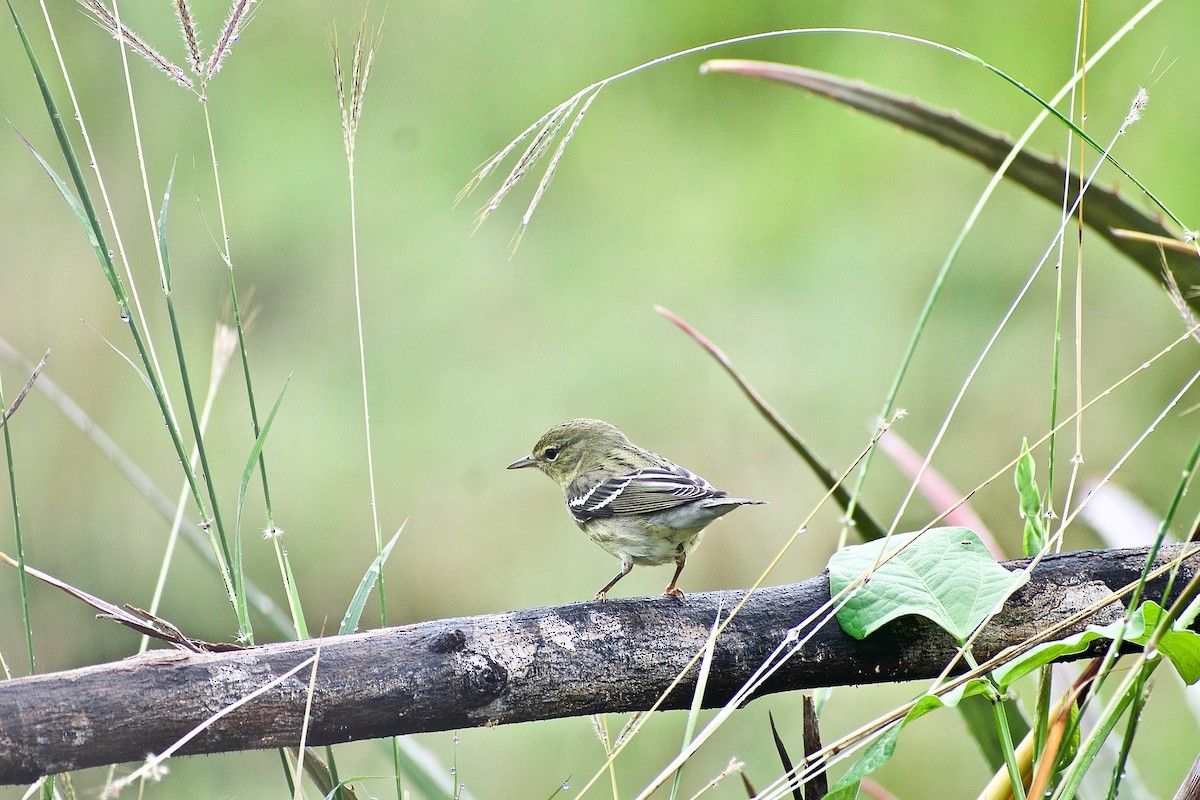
[507,418,764,600]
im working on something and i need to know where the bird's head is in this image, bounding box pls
[507,418,632,487]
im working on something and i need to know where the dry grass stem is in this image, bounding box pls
[457,100,574,202]
[483,97,579,217]
[173,0,204,75]
[333,12,384,160]
[1161,247,1200,336]
[511,86,603,250]
[1109,228,1200,257]
[687,758,746,799]
[78,0,194,90]
[81,0,260,89]
[0,349,50,426]
[459,84,603,238]
[205,0,258,77]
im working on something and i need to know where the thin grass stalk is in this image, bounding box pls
[706,330,1200,798]
[157,172,248,639]
[101,654,318,798]
[0,340,298,644]
[657,306,886,541]
[0,374,36,678]
[292,648,322,800]
[669,604,723,800]
[638,321,1193,796]
[989,680,1027,800]
[79,0,194,91]
[67,0,184,457]
[1105,670,1149,800]
[159,5,296,639]
[882,87,1152,540]
[1044,0,1089,533]
[332,19,395,797]
[837,0,1165,548]
[234,380,291,637]
[139,323,238,654]
[18,0,227,606]
[201,96,299,639]
[339,17,388,622]
[575,427,892,798]
[1062,8,1093,548]
[163,284,243,622]
[1050,399,1200,788]
[1032,0,1089,767]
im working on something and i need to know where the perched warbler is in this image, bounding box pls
[507,418,765,600]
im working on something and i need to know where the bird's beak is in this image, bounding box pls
[507,455,537,470]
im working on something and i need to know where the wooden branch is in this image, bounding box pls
[1,544,1197,783]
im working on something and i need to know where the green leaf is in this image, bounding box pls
[993,601,1200,687]
[236,378,289,530]
[1136,602,1200,685]
[1015,438,1046,555]
[340,523,406,635]
[7,0,124,299]
[830,527,1029,643]
[824,683,986,798]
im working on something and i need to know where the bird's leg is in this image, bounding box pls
[663,553,686,598]
[595,559,633,601]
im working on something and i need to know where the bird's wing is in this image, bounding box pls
[568,466,722,522]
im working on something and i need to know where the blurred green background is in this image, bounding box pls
[2,0,1199,797]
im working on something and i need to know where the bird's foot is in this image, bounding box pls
[662,587,685,599]
[594,591,608,602]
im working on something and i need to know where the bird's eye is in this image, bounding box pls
[543,446,560,460]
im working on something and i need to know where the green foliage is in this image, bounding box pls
[1015,439,1046,556]
[994,600,1200,687]
[830,527,1029,644]
[824,684,986,800]
[4,1,1200,798]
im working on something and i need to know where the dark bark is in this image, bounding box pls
[1,544,1196,784]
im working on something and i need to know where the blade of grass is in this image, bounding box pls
[157,165,247,640]
[235,376,298,637]
[0,352,50,677]
[340,523,406,636]
[670,603,723,800]
[9,0,231,621]
[698,59,1198,310]
[767,711,801,800]
[0,369,36,677]
[0,335,296,640]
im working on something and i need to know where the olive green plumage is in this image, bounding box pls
[508,419,764,600]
